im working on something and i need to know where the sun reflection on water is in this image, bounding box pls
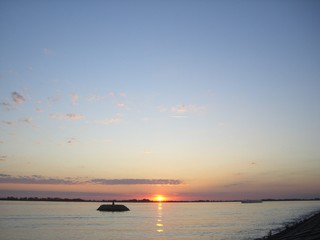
[156,202,164,233]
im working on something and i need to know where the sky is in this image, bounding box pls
[0,0,320,201]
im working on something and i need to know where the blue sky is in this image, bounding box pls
[1,0,320,200]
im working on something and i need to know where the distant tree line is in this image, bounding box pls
[0,196,152,202]
[0,196,87,202]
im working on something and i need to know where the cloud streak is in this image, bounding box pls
[96,116,122,125]
[160,104,206,115]
[90,178,183,185]
[0,174,183,186]
[0,174,76,184]
[1,121,15,125]
[1,118,35,127]
[50,113,84,120]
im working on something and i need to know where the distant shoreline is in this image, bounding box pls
[1,196,319,203]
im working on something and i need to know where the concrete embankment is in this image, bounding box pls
[258,211,320,240]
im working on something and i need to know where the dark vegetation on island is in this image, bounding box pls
[1,196,319,203]
[97,202,130,212]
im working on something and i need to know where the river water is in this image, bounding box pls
[1,200,320,240]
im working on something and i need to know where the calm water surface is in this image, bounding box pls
[1,201,320,240]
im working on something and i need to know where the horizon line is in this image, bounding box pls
[1,196,320,203]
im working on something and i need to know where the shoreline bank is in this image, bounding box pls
[257,211,320,240]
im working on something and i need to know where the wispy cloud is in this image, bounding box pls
[160,104,206,115]
[67,137,77,144]
[159,106,168,113]
[47,96,60,103]
[0,102,12,111]
[11,92,26,104]
[108,91,116,97]
[222,181,251,188]
[0,174,77,184]
[90,178,183,185]
[1,120,16,125]
[87,92,126,103]
[0,156,7,162]
[96,116,122,125]
[70,93,79,105]
[0,174,183,186]
[21,117,32,124]
[1,118,35,127]
[1,92,26,111]
[21,117,37,127]
[50,113,85,120]
[116,103,125,108]
[64,114,84,120]
[43,48,54,56]
[171,104,188,113]
[170,115,188,119]
[143,150,153,155]
[87,94,106,102]
[108,91,126,97]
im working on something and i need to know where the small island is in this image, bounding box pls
[97,201,130,212]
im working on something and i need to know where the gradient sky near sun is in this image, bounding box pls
[1,0,320,201]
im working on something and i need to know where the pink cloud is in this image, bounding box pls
[70,93,79,105]
[171,104,188,113]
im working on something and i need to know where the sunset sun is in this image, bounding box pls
[154,195,166,202]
